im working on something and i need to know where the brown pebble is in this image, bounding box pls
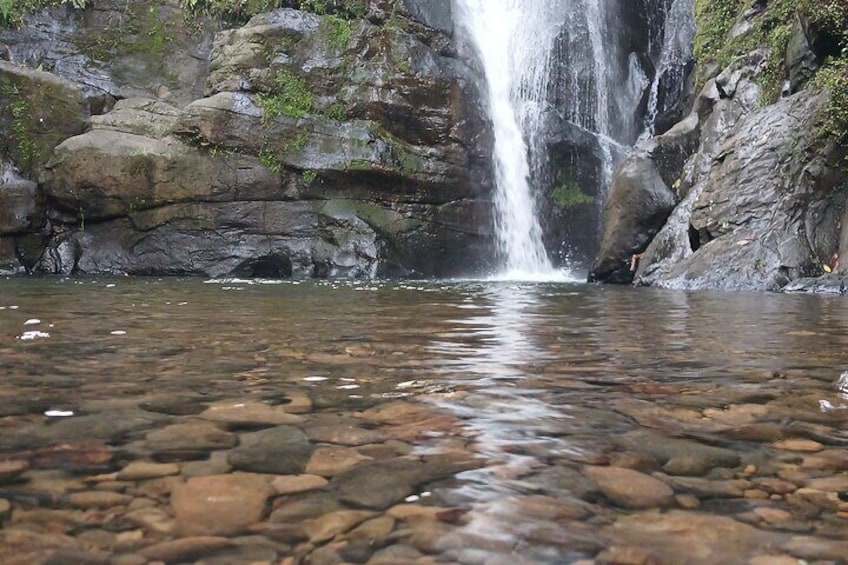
[0,460,29,483]
[838,512,848,520]
[742,464,757,475]
[753,506,793,523]
[772,439,824,452]
[744,489,769,500]
[675,494,700,509]
[596,545,659,565]
[749,556,801,565]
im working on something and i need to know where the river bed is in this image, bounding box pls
[1,277,847,564]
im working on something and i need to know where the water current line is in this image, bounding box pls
[641,0,696,139]
[453,0,564,280]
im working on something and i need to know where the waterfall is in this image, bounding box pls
[453,0,564,278]
[453,0,694,276]
[642,0,696,137]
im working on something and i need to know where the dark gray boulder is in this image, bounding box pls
[588,152,677,284]
[0,162,41,235]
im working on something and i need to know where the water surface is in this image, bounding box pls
[1,278,847,563]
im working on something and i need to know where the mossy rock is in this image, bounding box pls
[0,61,89,176]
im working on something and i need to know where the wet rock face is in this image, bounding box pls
[0,0,493,278]
[588,150,677,284]
[634,63,845,291]
[0,0,213,107]
[594,16,848,291]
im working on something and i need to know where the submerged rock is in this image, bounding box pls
[583,465,675,509]
[227,426,314,475]
[170,473,273,535]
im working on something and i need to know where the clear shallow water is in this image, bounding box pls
[1,278,848,563]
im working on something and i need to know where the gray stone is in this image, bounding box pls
[589,151,677,284]
[227,426,314,475]
[785,15,818,94]
[333,455,480,510]
[0,163,40,235]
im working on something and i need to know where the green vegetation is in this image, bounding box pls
[2,0,366,28]
[693,0,743,77]
[179,0,365,25]
[258,130,308,172]
[0,0,87,28]
[71,2,177,83]
[321,14,354,49]
[259,146,282,172]
[323,102,346,121]
[302,169,318,183]
[551,181,594,209]
[692,0,796,99]
[814,59,848,143]
[694,0,848,141]
[259,69,314,120]
[1,83,39,170]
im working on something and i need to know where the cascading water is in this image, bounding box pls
[642,0,696,137]
[452,0,565,279]
[453,0,694,277]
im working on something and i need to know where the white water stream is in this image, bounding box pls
[453,0,693,280]
[453,0,565,279]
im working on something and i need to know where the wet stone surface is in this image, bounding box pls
[1,278,848,564]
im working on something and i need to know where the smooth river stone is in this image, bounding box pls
[268,492,344,523]
[116,461,180,481]
[304,425,386,446]
[271,474,328,494]
[772,439,825,452]
[140,421,236,460]
[803,475,848,491]
[584,466,675,509]
[361,401,438,425]
[782,535,848,561]
[303,509,377,543]
[305,446,372,477]
[68,491,133,509]
[171,473,273,535]
[655,473,751,498]
[199,400,304,426]
[347,515,396,543]
[613,430,740,470]
[123,506,176,535]
[227,426,314,474]
[0,460,29,483]
[334,456,479,510]
[180,450,232,477]
[601,510,780,564]
[139,536,232,562]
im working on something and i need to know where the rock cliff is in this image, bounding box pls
[591,0,848,293]
[0,0,493,277]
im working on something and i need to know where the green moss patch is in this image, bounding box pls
[180,0,365,26]
[551,181,594,209]
[259,69,314,120]
[0,0,88,28]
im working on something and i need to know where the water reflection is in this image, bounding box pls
[428,284,579,499]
